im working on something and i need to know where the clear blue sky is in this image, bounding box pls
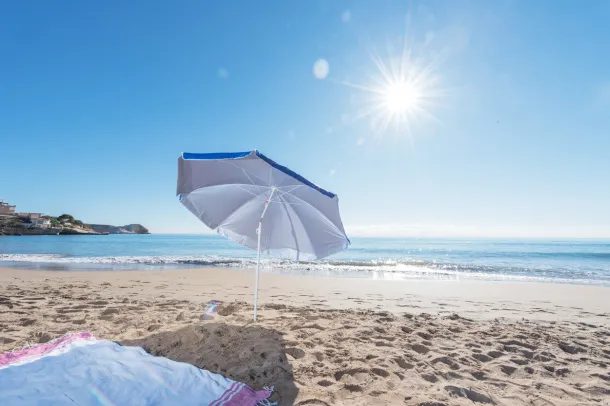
[1,1,609,238]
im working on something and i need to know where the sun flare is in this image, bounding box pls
[341,35,446,138]
[383,81,421,113]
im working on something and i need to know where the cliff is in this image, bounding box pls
[88,224,150,235]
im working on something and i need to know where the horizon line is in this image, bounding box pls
[149,232,610,241]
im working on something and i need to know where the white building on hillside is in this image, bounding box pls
[31,218,51,228]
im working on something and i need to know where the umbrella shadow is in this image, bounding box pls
[122,323,298,405]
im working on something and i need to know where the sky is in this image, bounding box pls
[1,1,609,239]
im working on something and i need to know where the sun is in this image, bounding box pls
[383,81,421,114]
[340,35,446,137]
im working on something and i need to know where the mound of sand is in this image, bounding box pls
[124,322,299,404]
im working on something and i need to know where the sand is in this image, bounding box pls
[1,267,609,405]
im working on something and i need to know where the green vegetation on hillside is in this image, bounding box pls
[57,214,74,222]
[3,212,148,235]
[42,215,61,226]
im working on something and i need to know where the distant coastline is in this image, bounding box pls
[0,201,149,236]
[0,224,150,236]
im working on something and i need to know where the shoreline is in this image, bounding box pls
[2,260,610,288]
[2,266,609,405]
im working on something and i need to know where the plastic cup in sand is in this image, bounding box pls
[201,300,221,320]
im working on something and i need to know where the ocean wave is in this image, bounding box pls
[0,254,249,267]
[0,253,493,272]
[1,253,608,285]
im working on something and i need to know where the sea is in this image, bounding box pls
[0,235,609,285]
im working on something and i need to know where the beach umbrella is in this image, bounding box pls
[176,150,350,320]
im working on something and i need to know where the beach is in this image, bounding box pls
[3,0,610,404]
[1,266,609,405]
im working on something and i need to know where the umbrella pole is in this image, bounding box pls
[254,188,275,321]
[254,221,262,321]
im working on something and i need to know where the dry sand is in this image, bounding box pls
[1,266,609,405]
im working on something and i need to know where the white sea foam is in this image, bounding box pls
[0,253,604,285]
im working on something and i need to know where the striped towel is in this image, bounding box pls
[0,332,272,406]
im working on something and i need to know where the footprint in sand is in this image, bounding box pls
[393,356,414,370]
[558,342,586,354]
[510,357,529,366]
[88,300,109,306]
[470,371,487,380]
[333,367,370,382]
[19,318,37,327]
[445,385,494,404]
[416,331,433,340]
[501,340,537,351]
[285,347,306,360]
[375,340,394,347]
[591,373,610,382]
[472,353,492,362]
[487,350,504,359]
[56,308,83,314]
[432,356,461,370]
[343,384,363,392]
[500,365,517,375]
[34,332,53,344]
[421,373,439,383]
[371,368,390,378]
[0,337,16,345]
[101,308,120,316]
[409,343,430,354]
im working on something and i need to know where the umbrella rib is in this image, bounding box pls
[275,185,303,198]
[277,192,304,260]
[268,164,274,187]
[188,183,270,202]
[236,184,264,198]
[215,189,267,230]
[282,198,343,259]
[269,195,307,206]
[239,171,263,194]
[271,185,309,206]
[272,171,300,190]
[221,160,269,192]
[282,193,347,241]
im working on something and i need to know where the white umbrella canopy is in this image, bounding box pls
[177,150,350,319]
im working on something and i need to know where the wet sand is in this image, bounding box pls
[1,267,609,405]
